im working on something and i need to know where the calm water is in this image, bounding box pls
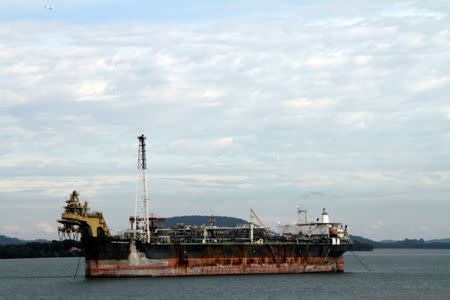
[1,249,450,299]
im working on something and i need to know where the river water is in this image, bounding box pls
[0,249,449,299]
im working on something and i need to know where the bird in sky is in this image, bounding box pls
[44,5,53,10]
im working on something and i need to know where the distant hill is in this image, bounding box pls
[0,240,81,259]
[376,239,450,249]
[162,215,248,227]
[378,240,397,243]
[350,236,450,249]
[349,235,374,251]
[426,238,450,244]
[0,235,51,246]
[350,235,375,244]
[0,235,27,245]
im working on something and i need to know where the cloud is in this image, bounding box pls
[160,174,247,186]
[5,63,40,74]
[381,3,446,20]
[308,17,365,28]
[0,225,26,236]
[37,221,55,234]
[0,89,27,107]
[285,98,336,110]
[336,112,374,129]
[413,76,450,92]
[444,107,450,120]
[0,176,135,196]
[202,89,224,99]
[0,1,449,240]
[372,220,385,231]
[303,52,348,68]
[72,80,115,102]
[213,136,234,147]
[1,222,56,238]
[155,53,177,67]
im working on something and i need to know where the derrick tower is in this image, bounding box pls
[133,134,151,242]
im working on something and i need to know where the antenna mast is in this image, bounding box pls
[296,205,308,224]
[134,134,151,243]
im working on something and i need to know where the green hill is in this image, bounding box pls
[0,240,82,259]
[349,235,374,251]
[0,235,26,245]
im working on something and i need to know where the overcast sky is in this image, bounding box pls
[0,0,449,240]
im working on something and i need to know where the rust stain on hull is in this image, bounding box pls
[86,256,345,277]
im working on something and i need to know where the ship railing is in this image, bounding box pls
[153,236,171,244]
[110,229,129,240]
[149,237,307,245]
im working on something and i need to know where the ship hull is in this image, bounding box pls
[82,238,347,277]
[86,256,345,277]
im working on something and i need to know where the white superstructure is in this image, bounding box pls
[277,207,349,242]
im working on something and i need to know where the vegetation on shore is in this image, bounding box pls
[0,239,82,259]
[350,235,450,250]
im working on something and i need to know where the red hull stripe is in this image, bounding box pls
[86,256,345,277]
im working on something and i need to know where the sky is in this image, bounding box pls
[0,0,449,241]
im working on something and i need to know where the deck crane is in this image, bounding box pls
[250,208,280,267]
[250,208,271,233]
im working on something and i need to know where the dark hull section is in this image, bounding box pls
[82,237,348,277]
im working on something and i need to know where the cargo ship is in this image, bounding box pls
[58,135,350,277]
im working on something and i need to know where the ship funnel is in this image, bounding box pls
[322,208,329,223]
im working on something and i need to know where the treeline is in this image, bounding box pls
[375,239,450,249]
[350,236,450,250]
[0,240,82,259]
[350,240,374,251]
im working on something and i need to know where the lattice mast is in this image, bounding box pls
[134,134,151,243]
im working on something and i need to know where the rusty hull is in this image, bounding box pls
[85,256,345,277]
